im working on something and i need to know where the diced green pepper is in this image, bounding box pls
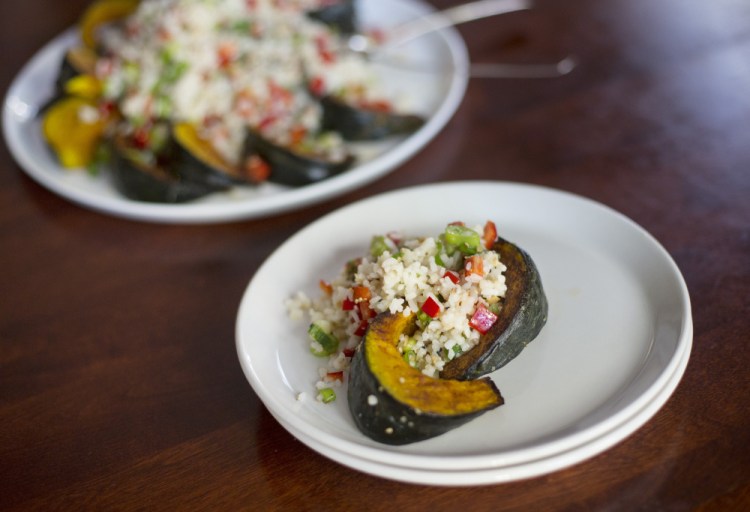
[319,388,336,403]
[488,301,502,315]
[443,225,482,256]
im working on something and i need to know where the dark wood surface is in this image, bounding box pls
[1,0,748,510]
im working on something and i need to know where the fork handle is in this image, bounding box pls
[387,0,532,47]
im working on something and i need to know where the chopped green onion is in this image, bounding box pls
[308,323,339,357]
[416,310,432,328]
[403,350,416,367]
[230,20,252,33]
[369,235,390,257]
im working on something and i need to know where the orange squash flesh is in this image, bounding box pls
[348,312,503,445]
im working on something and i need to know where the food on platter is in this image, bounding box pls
[41,0,426,202]
[286,221,548,444]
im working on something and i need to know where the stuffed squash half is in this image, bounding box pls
[286,220,548,444]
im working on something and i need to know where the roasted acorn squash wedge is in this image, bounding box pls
[55,46,99,96]
[307,0,357,35]
[79,0,140,49]
[109,132,219,203]
[172,123,253,188]
[42,96,109,168]
[242,130,354,187]
[319,95,425,141]
[440,237,548,381]
[348,312,504,445]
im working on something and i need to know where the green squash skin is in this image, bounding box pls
[174,149,239,189]
[243,130,354,187]
[319,96,426,141]
[348,345,503,445]
[172,128,245,189]
[307,0,356,35]
[441,237,549,381]
[55,47,97,93]
[109,137,220,203]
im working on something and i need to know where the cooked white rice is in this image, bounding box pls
[286,223,508,401]
[96,0,401,164]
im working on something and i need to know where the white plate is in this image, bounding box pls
[235,182,692,477]
[2,0,468,224]
[271,336,690,485]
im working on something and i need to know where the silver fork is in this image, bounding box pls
[346,0,575,78]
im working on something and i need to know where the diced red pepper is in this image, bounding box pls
[319,280,333,296]
[131,127,150,150]
[258,114,277,132]
[267,79,293,106]
[443,270,460,284]
[351,285,374,335]
[421,295,441,318]
[341,297,355,311]
[217,42,237,68]
[289,125,307,146]
[315,35,336,64]
[358,301,374,322]
[98,100,117,117]
[202,114,221,128]
[359,99,392,113]
[326,371,344,382]
[343,348,355,358]
[483,220,498,250]
[354,320,368,337]
[243,154,271,183]
[469,304,498,334]
[352,286,371,302]
[308,76,325,97]
[465,255,484,277]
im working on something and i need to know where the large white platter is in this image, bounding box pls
[236,181,692,482]
[2,0,468,224]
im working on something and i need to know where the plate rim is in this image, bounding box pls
[1,0,469,224]
[268,335,691,485]
[235,180,693,472]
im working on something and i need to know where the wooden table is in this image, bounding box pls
[2,0,748,509]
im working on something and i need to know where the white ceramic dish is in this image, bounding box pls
[271,336,690,485]
[2,0,468,224]
[236,181,692,478]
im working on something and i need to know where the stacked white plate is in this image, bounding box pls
[236,182,693,486]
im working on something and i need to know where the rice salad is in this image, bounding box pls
[285,221,508,403]
[93,0,407,167]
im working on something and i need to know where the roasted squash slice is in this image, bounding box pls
[319,95,425,141]
[79,0,140,48]
[109,132,219,203]
[307,0,356,35]
[172,123,248,188]
[242,130,354,186]
[348,312,504,445]
[440,237,548,380]
[42,96,108,168]
[55,46,99,96]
